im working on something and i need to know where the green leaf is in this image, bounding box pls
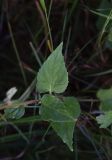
[63,97,81,118]
[40,95,80,122]
[37,42,68,94]
[51,122,74,151]
[5,107,25,119]
[40,95,72,122]
[96,111,112,128]
[40,94,80,151]
[97,88,112,111]
[39,0,46,12]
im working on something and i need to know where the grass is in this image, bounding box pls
[0,0,112,159]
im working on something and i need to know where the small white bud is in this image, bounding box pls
[4,87,17,104]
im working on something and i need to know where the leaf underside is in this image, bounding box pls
[96,111,112,128]
[5,107,25,119]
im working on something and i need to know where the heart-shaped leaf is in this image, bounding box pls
[40,94,80,151]
[37,42,68,94]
